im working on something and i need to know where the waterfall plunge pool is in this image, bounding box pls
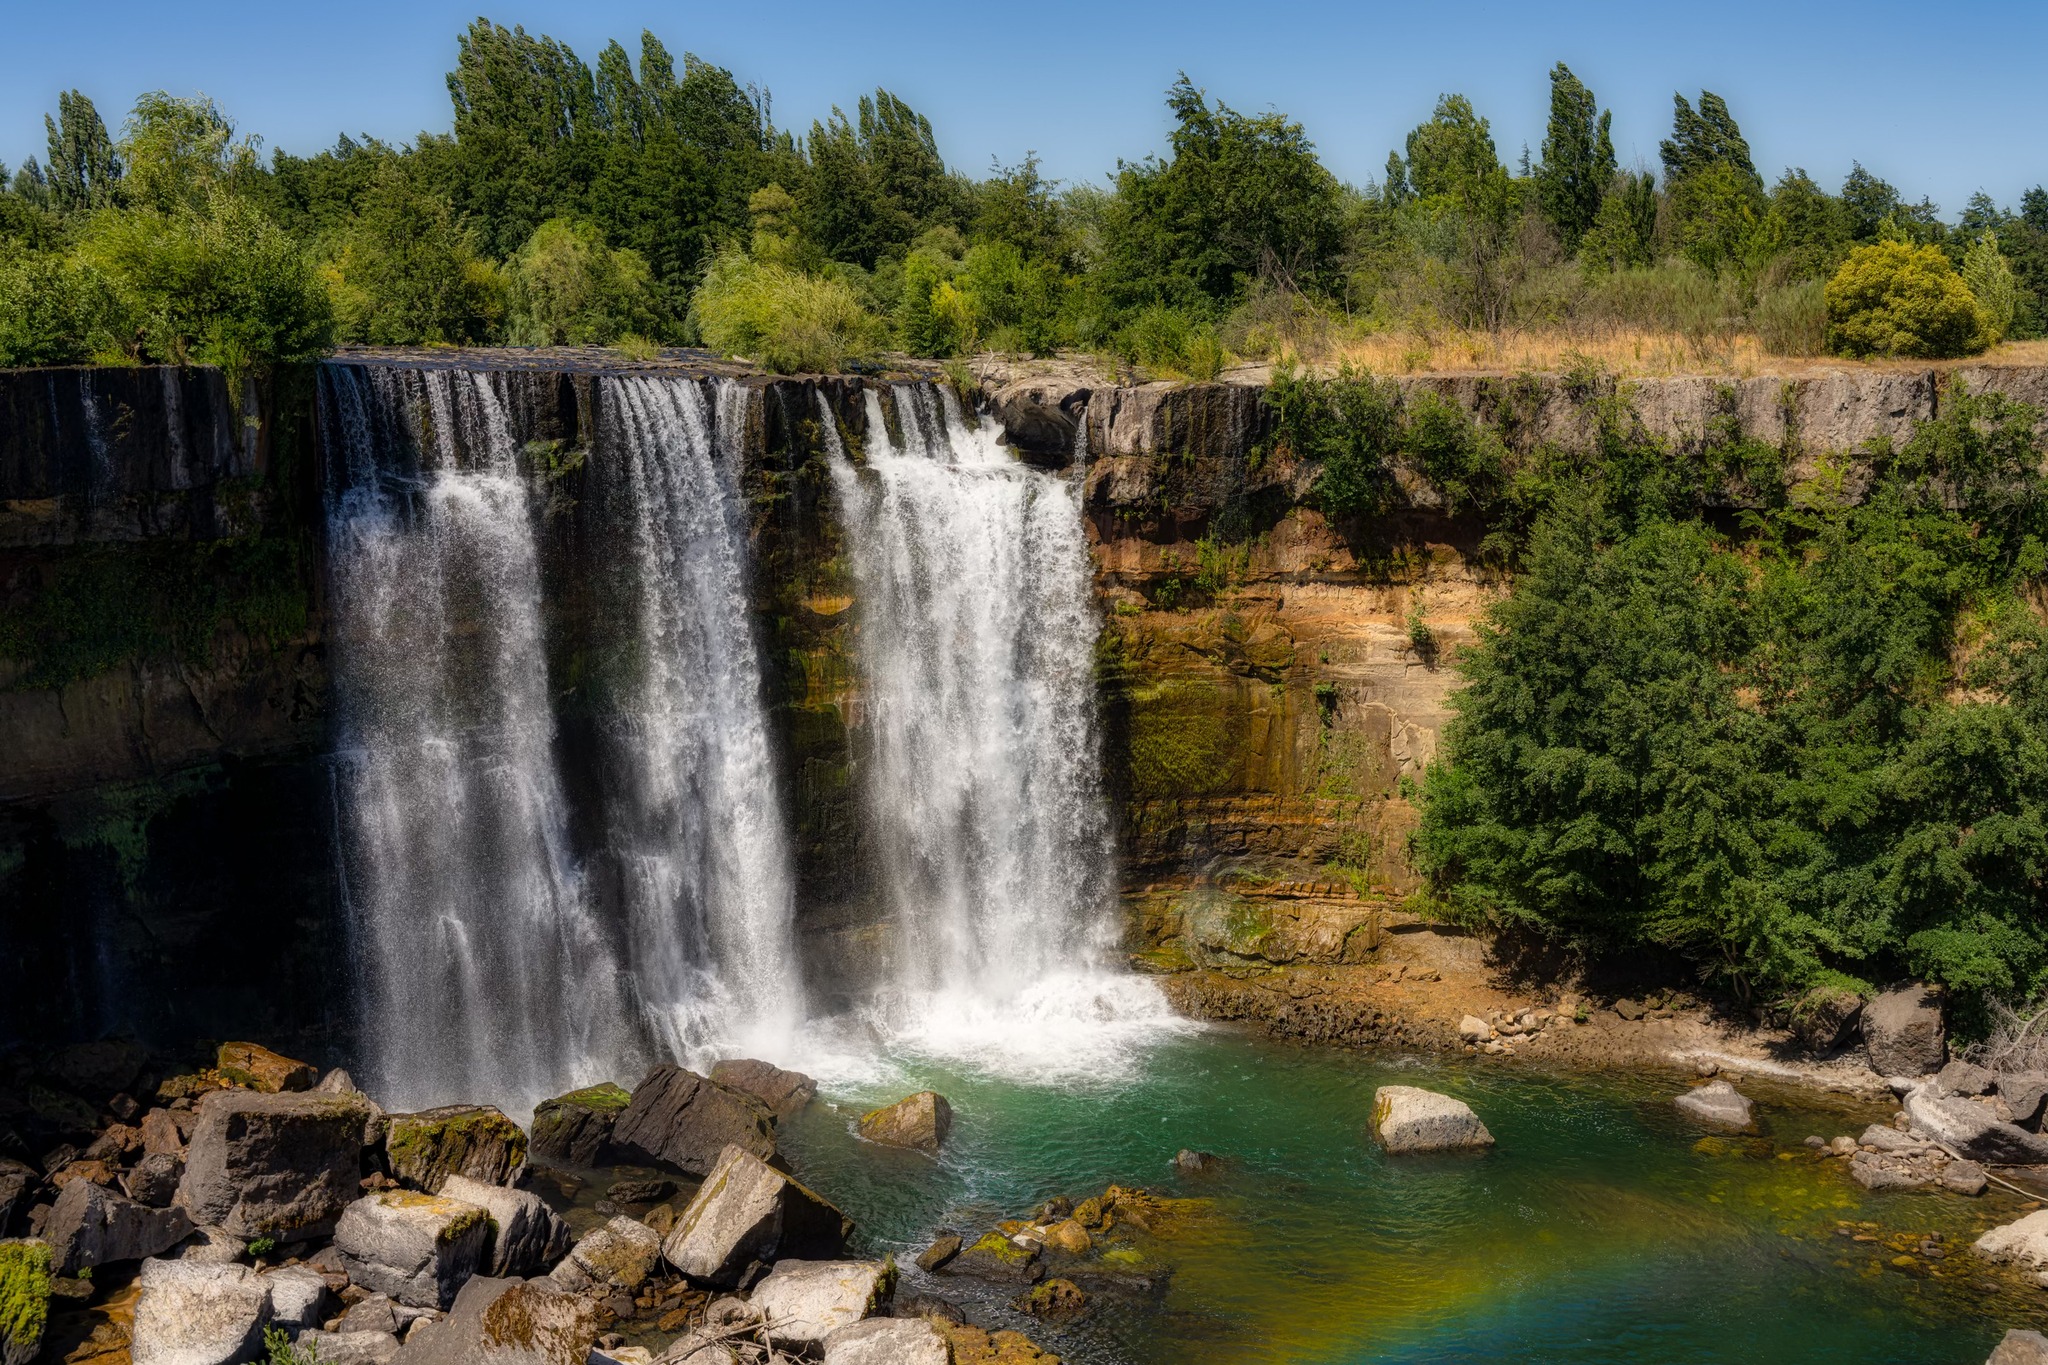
[752,1025,2034,1365]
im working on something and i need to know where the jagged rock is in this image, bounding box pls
[856,1092,952,1154]
[529,1085,631,1168]
[1674,1080,1754,1130]
[336,1293,438,1335]
[708,1061,816,1121]
[1849,1151,1935,1190]
[295,1330,402,1365]
[913,1234,961,1272]
[1937,1060,1996,1096]
[385,1107,527,1193]
[131,1258,272,1365]
[317,1070,362,1096]
[43,1178,193,1275]
[2002,1073,2048,1130]
[215,1043,319,1095]
[822,1317,950,1365]
[661,1144,850,1289]
[125,1153,184,1207]
[1015,1277,1087,1320]
[1904,1087,2048,1164]
[1942,1160,1989,1196]
[1040,1219,1091,1255]
[437,1174,569,1278]
[1863,986,1946,1076]
[51,1160,117,1192]
[750,1260,888,1348]
[1979,1211,2048,1269]
[468,1281,597,1365]
[83,1124,141,1163]
[139,1110,184,1158]
[1370,1086,1495,1153]
[262,1264,333,1331]
[334,1190,491,1310]
[1990,1330,2048,1365]
[948,1233,1042,1284]
[549,1216,661,1294]
[175,1089,373,1240]
[611,1069,774,1177]
[0,1239,52,1365]
[383,1275,515,1365]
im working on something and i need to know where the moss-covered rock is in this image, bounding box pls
[0,1239,51,1365]
[529,1084,629,1168]
[386,1105,527,1192]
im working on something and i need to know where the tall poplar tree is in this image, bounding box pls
[1534,63,1615,252]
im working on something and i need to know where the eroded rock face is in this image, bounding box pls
[708,1060,817,1121]
[1673,1080,1754,1131]
[131,1258,272,1365]
[661,1144,850,1289]
[610,1068,774,1177]
[1864,986,1947,1076]
[43,1178,193,1276]
[528,1085,630,1168]
[474,1281,598,1365]
[175,1089,373,1240]
[333,1189,491,1310]
[750,1260,888,1347]
[855,1092,952,1154]
[1370,1086,1494,1154]
[385,1107,527,1193]
[437,1174,569,1278]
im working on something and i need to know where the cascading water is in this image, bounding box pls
[827,384,1182,1078]
[321,366,801,1111]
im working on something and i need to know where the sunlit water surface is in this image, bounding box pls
[770,1026,2042,1365]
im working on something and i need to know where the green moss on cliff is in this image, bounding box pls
[554,1083,631,1112]
[0,1239,52,1363]
[1124,679,1241,799]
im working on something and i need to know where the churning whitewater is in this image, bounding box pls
[321,367,802,1111]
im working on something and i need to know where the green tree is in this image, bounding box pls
[1659,91,1759,190]
[1762,169,1850,280]
[1963,233,2018,344]
[1397,94,1523,328]
[1826,240,1986,358]
[502,218,660,345]
[324,164,503,344]
[43,91,121,213]
[1579,172,1658,273]
[1534,63,1615,252]
[800,90,961,269]
[119,92,253,213]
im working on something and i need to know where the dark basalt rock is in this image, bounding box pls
[530,1084,630,1168]
[610,1068,774,1177]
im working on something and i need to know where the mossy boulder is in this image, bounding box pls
[334,1189,492,1310]
[386,1105,527,1192]
[214,1042,318,1094]
[856,1091,952,1154]
[949,1232,1043,1284]
[529,1084,629,1168]
[0,1239,51,1365]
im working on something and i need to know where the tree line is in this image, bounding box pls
[2,24,2044,375]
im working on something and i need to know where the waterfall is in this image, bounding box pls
[321,366,801,1111]
[827,384,1179,1078]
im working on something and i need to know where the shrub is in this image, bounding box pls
[1826,240,1986,359]
[1114,304,1226,380]
[1963,233,2018,346]
[693,246,882,373]
[504,218,660,347]
[1753,278,1827,356]
[324,167,502,345]
[0,250,124,365]
[895,247,961,357]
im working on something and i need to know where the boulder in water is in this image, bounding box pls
[856,1092,952,1154]
[913,1234,961,1272]
[175,1089,373,1240]
[821,1317,950,1365]
[1990,1330,2048,1364]
[709,1060,816,1120]
[0,1240,51,1365]
[1370,1086,1495,1154]
[661,1144,850,1288]
[438,1173,570,1278]
[749,1259,889,1348]
[947,1232,1043,1284]
[1977,1210,2048,1269]
[1673,1080,1754,1130]
[1863,985,1946,1076]
[611,1068,774,1177]
[385,1106,527,1193]
[529,1084,631,1168]
[1905,1087,2048,1164]
[334,1189,491,1309]
[43,1178,193,1275]
[1942,1160,1989,1196]
[1172,1149,1220,1175]
[215,1043,318,1095]
[131,1258,273,1365]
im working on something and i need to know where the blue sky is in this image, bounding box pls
[3,0,2043,215]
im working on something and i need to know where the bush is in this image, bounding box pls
[0,250,124,365]
[693,246,882,373]
[1753,278,1827,356]
[1113,304,1226,380]
[1826,240,1986,359]
[324,167,502,345]
[895,247,961,357]
[504,218,660,347]
[1963,234,2018,346]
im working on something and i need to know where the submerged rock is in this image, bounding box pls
[661,1144,849,1289]
[1370,1086,1495,1154]
[913,1234,961,1272]
[708,1060,817,1121]
[215,1043,319,1095]
[131,1258,272,1365]
[611,1068,775,1177]
[1172,1149,1220,1175]
[334,1189,491,1310]
[821,1317,950,1365]
[749,1259,889,1347]
[43,1178,193,1275]
[1673,1080,1754,1130]
[438,1173,570,1278]
[948,1232,1043,1284]
[1849,1150,1935,1191]
[1905,1087,2048,1165]
[175,1089,372,1241]
[1863,986,1946,1076]
[529,1084,631,1168]
[385,1106,527,1193]
[856,1092,952,1154]
[1014,1277,1087,1320]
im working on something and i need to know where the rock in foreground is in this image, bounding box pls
[822,1317,950,1365]
[1673,1080,1754,1130]
[385,1106,527,1192]
[662,1144,851,1288]
[131,1259,272,1365]
[856,1092,952,1154]
[1863,985,1946,1076]
[1371,1086,1495,1154]
[333,1189,490,1309]
[175,1089,372,1240]
[750,1260,889,1347]
[43,1179,192,1276]
[529,1084,631,1168]
[1977,1210,2048,1269]
[1990,1330,2048,1364]
[1905,1087,2048,1165]
[438,1173,571,1277]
